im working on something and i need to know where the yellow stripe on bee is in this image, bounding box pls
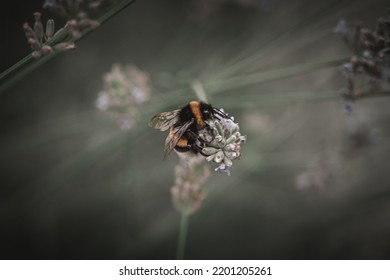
[176,137,188,147]
[189,101,204,127]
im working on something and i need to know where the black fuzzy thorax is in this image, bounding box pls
[177,103,195,126]
[177,102,213,128]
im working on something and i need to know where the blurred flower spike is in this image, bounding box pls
[199,112,246,176]
[334,11,390,104]
[23,12,75,58]
[96,63,150,131]
[295,153,341,191]
[171,155,210,216]
[43,0,106,38]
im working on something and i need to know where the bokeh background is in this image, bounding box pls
[1,0,390,259]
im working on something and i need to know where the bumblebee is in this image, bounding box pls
[149,101,228,159]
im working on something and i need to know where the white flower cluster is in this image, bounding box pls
[199,113,246,175]
[96,64,150,130]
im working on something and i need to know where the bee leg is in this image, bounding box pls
[189,139,209,157]
[186,130,199,140]
[190,143,200,152]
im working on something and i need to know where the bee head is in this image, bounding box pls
[200,102,214,120]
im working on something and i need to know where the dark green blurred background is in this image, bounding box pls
[1,0,390,259]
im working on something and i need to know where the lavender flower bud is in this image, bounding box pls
[33,12,44,42]
[223,156,233,167]
[53,42,76,51]
[32,51,42,59]
[202,147,219,156]
[213,151,224,163]
[214,121,224,138]
[28,38,41,51]
[46,19,55,39]
[23,23,36,40]
[41,45,53,55]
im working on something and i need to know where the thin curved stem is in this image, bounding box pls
[176,213,189,260]
[0,55,33,82]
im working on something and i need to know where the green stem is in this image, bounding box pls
[123,131,140,236]
[98,0,138,24]
[0,0,138,94]
[176,213,189,260]
[205,57,348,95]
[0,53,59,94]
[0,55,33,83]
[210,0,349,80]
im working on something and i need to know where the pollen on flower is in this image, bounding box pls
[96,63,150,131]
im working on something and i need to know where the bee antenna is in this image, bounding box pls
[213,108,230,119]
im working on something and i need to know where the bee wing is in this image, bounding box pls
[148,109,181,131]
[163,119,194,160]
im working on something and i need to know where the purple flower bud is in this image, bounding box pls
[23,23,34,38]
[46,19,55,39]
[33,12,44,42]
[41,45,53,55]
[28,38,41,51]
[53,42,76,51]
[32,51,42,59]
